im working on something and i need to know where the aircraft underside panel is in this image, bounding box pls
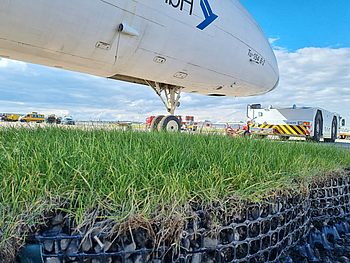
[0,0,279,97]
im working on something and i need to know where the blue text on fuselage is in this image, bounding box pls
[164,0,218,30]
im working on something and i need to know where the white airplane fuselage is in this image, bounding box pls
[0,0,279,97]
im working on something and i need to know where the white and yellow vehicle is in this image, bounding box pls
[19,112,45,123]
[339,129,350,140]
[247,104,345,142]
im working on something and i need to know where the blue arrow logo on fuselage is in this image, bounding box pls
[197,0,218,30]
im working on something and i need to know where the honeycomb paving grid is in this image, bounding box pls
[31,198,310,263]
[28,172,350,263]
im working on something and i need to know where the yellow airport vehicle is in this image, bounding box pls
[3,114,20,122]
[19,112,45,123]
[339,130,350,140]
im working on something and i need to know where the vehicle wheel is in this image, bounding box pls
[325,117,337,143]
[150,115,164,132]
[313,112,323,142]
[158,115,181,132]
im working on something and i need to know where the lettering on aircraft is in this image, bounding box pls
[165,0,218,30]
[165,0,194,15]
[248,49,266,66]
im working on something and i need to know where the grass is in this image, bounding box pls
[0,127,350,257]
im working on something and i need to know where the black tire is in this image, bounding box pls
[313,112,323,142]
[158,115,181,132]
[325,117,337,143]
[150,115,164,132]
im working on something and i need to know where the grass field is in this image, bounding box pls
[1,127,350,258]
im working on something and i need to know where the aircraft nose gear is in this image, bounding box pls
[158,115,181,132]
[150,83,182,115]
[147,82,183,132]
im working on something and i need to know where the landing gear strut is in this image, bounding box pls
[148,82,182,132]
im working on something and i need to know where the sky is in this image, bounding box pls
[242,0,350,50]
[0,1,350,123]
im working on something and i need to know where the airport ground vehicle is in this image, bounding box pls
[46,115,62,124]
[47,115,57,124]
[19,112,45,123]
[2,114,20,122]
[0,1,278,132]
[247,104,345,142]
[339,129,350,139]
[146,116,156,129]
[61,116,75,125]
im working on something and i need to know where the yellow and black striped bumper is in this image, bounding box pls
[254,124,310,136]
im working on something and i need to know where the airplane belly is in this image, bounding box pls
[0,0,279,98]
[110,0,279,97]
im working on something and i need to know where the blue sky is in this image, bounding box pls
[241,0,350,50]
[0,1,349,123]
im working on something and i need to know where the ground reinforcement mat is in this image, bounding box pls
[19,170,350,263]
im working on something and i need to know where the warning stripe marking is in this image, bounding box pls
[275,126,286,135]
[252,124,308,136]
[292,125,304,135]
[282,125,294,135]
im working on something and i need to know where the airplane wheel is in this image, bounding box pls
[150,115,164,131]
[158,115,181,132]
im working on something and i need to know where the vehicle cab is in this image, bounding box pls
[19,112,45,123]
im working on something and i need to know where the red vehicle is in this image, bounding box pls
[146,116,156,129]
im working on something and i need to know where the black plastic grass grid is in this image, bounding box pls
[32,197,310,263]
[310,176,350,222]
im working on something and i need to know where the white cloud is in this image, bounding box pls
[262,47,350,114]
[0,47,350,125]
[268,37,280,45]
[0,58,27,72]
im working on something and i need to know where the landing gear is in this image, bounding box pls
[158,115,181,132]
[147,82,182,132]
